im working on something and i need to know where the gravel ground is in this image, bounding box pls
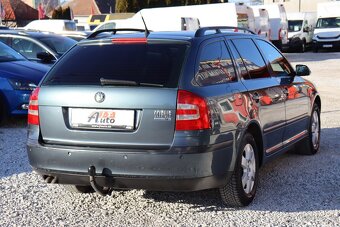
[0,52,340,226]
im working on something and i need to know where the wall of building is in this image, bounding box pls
[263,0,338,12]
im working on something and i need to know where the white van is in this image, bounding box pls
[313,2,340,52]
[24,19,77,33]
[137,3,238,32]
[235,3,256,33]
[250,5,271,40]
[260,4,288,50]
[93,16,200,32]
[287,12,317,52]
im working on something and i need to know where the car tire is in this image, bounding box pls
[63,185,94,193]
[313,45,318,53]
[300,41,306,53]
[295,104,321,155]
[0,98,8,126]
[219,133,259,207]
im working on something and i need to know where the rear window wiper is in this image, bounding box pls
[100,78,163,87]
[100,78,138,86]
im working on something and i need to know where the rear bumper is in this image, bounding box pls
[27,139,234,191]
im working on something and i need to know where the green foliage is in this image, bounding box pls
[115,0,129,13]
[51,6,72,20]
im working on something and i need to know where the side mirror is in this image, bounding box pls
[37,52,54,63]
[296,64,311,76]
[303,27,309,32]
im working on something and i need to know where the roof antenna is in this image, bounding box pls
[140,12,150,37]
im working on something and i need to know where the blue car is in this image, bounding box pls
[0,41,49,124]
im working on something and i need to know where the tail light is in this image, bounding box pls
[112,38,147,44]
[258,29,261,35]
[268,29,271,40]
[175,90,210,131]
[28,87,40,125]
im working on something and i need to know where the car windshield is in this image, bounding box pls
[316,17,340,28]
[43,41,189,88]
[288,20,303,32]
[37,36,77,55]
[0,41,26,62]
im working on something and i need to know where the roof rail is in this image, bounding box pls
[195,26,255,37]
[88,29,149,39]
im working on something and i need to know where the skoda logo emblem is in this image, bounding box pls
[94,92,105,103]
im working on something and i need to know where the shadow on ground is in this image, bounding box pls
[143,127,340,213]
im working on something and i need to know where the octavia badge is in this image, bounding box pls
[94,92,105,103]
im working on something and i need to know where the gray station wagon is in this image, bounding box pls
[27,27,321,207]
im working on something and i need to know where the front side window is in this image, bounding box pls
[231,38,270,80]
[195,41,236,86]
[11,38,45,60]
[256,39,294,77]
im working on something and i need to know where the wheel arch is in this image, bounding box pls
[245,121,264,167]
[313,95,321,111]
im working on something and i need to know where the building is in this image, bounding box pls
[263,0,340,12]
[23,0,60,13]
[1,0,40,27]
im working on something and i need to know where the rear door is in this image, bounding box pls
[229,38,286,154]
[38,39,189,149]
[186,37,248,135]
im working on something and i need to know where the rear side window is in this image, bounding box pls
[231,39,270,80]
[256,39,293,77]
[42,42,188,88]
[195,41,236,86]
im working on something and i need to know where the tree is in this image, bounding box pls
[115,0,129,13]
[51,6,72,20]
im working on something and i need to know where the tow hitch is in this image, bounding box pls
[88,165,110,196]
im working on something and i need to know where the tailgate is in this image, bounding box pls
[38,86,177,149]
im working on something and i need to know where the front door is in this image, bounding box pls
[255,39,310,147]
[229,38,286,154]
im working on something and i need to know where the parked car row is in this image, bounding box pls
[0,41,49,124]
[0,30,77,65]
[0,28,79,124]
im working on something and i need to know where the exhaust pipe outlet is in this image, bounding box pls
[45,176,54,183]
[88,165,108,196]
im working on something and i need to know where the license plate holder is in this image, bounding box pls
[323,44,333,48]
[69,108,135,130]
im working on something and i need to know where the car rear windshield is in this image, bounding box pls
[42,41,189,88]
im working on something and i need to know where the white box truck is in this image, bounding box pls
[250,5,271,40]
[137,3,238,31]
[235,3,256,32]
[287,12,317,52]
[312,2,340,52]
[260,4,288,50]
